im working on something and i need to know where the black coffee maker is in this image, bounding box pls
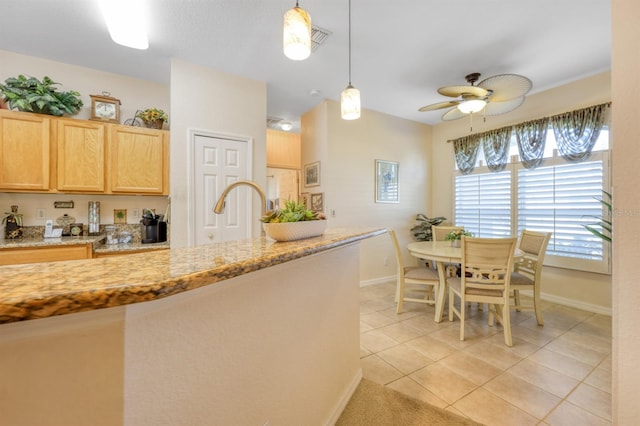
[140,211,167,244]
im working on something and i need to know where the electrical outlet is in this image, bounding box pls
[36,208,46,220]
[132,208,140,219]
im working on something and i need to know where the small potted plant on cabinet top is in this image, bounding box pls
[136,108,168,129]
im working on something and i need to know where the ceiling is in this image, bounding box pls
[1,1,611,130]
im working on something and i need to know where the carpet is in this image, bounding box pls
[336,379,483,426]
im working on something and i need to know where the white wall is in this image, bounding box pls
[611,0,640,421]
[302,100,433,283]
[0,49,170,226]
[431,71,612,313]
[169,59,267,247]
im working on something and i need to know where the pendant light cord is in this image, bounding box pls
[348,0,352,85]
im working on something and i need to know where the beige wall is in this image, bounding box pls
[302,100,433,283]
[169,59,267,247]
[611,0,640,421]
[0,49,170,226]
[431,71,612,313]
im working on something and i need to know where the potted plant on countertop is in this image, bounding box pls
[444,229,474,247]
[260,200,327,241]
[0,75,83,116]
[136,108,168,129]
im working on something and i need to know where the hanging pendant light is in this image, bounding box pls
[341,0,360,120]
[283,1,311,61]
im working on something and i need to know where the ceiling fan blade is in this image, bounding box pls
[437,85,489,98]
[441,107,467,121]
[484,97,526,116]
[478,74,532,102]
[418,100,461,112]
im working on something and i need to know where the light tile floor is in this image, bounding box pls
[359,281,612,426]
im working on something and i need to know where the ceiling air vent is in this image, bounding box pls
[267,116,284,130]
[311,25,331,52]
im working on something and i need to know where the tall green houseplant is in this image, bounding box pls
[0,75,83,116]
[584,190,612,242]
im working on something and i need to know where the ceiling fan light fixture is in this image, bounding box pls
[98,0,148,50]
[457,99,487,114]
[283,2,311,61]
[341,84,361,120]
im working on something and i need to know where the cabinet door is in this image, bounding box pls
[0,110,51,191]
[57,119,106,192]
[266,129,301,169]
[109,125,168,194]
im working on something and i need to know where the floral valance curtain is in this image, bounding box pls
[551,104,608,162]
[514,118,548,169]
[451,103,610,173]
[453,136,480,175]
[481,127,512,172]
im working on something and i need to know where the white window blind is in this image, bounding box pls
[517,154,609,273]
[454,170,512,238]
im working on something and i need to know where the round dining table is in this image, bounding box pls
[407,240,522,322]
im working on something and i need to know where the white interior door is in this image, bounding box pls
[193,133,251,245]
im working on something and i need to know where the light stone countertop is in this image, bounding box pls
[0,227,387,324]
[0,235,106,249]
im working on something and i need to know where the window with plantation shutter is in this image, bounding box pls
[454,170,512,238]
[517,153,609,273]
[452,128,610,274]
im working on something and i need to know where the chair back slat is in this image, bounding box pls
[432,225,464,242]
[461,236,517,293]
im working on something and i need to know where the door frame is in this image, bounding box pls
[187,128,253,247]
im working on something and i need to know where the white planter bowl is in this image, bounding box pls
[262,220,327,242]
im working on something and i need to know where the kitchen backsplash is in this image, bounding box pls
[20,223,170,244]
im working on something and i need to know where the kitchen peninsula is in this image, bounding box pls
[0,227,385,425]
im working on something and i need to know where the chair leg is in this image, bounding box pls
[396,277,405,314]
[448,287,454,322]
[533,290,544,326]
[502,303,513,347]
[459,296,466,341]
[513,289,521,312]
[488,304,495,326]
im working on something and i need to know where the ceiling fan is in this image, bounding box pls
[418,72,532,121]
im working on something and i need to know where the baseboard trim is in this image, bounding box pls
[540,292,612,316]
[360,275,395,287]
[515,289,612,316]
[326,368,363,425]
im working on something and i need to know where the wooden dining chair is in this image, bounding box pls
[510,230,552,325]
[431,225,465,243]
[389,229,440,314]
[448,236,518,346]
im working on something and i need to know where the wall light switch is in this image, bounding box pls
[36,208,46,220]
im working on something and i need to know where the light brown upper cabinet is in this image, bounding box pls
[0,110,52,191]
[266,129,301,170]
[109,125,169,195]
[56,118,106,192]
[0,110,169,195]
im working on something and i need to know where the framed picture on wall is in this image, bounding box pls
[375,159,399,203]
[304,161,320,187]
[300,192,310,209]
[310,192,324,212]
